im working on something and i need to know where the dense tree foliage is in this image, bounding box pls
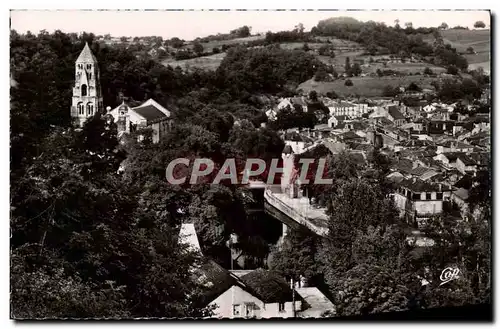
[216,46,322,97]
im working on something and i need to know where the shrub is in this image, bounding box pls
[345,79,353,86]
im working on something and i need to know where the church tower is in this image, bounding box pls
[71,42,103,126]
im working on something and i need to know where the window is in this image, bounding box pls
[426,193,432,200]
[87,103,94,116]
[77,102,84,115]
[245,304,254,318]
[78,64,83,70]
[412,193,421,201]
[278,303,285,312]
[232,304,241,316]
[87,64,92,70]
[437,192,443,200]
[81,84,87,96]
[89,72,92,79]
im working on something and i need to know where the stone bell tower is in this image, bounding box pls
[70,42,104,127]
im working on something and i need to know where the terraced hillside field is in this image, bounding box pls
[162,53,227,71]
[298,75,442,97]
[423,29,490,73]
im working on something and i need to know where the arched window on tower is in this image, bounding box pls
[77,102,84,115]
[81,84,87,96]
[89,72,92,79]
[87,102,94,116]
[87,64,92,70]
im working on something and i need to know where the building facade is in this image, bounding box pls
[70,42,103,127]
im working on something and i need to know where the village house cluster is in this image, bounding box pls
[268,86,490,229]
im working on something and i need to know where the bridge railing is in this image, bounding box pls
[264,188,328,236]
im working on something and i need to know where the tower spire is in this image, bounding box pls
[70,43,103,126]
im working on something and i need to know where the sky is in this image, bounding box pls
[10,10,491,40]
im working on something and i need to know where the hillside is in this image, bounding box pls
[162,52,226,71]
[298,75,443,97]
[423,29,490,73]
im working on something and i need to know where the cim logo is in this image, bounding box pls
[439,267,460,286]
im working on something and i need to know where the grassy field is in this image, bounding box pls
[184,35,265,52]
[298,75,442,97]
[423,29,490,72]
[162,53,227,71]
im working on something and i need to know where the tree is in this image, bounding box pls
[423,67,433,75]
[193,41,204,55]
[394,19,400,29]
[314,66,328,82]
[447,65,459,75]
[318,44,335,57]
[320,179,399,276]
[351,63,362,77]
[169,37,184,48]
[376,69,383,77]
[467,46,475,54]
[269,228,321,283]
[10,116,212,318]
[120,36,128,42]
[231,25,251,38]
[405,22,413,29]
[474,21,486,28]
[344,79,353,86]
[439,22,449,30]
[212,47,221,54]
[345,56,351,75]
[302,43,310,52]
[308,90,318,102]
[331,263,411,317]
[382,85,399,97]
[294,23,305,34]
[407,82,422,92]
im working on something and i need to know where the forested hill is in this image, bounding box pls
[312,16,468,70]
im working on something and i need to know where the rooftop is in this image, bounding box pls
[388,106,405,120]
[240,269,298,304]
[398,178,451,193]
[76,42,98,63]
[133,104,169,122]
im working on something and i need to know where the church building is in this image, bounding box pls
[107,99,172,143]
[70,42,104,126]
[70,43,172,143]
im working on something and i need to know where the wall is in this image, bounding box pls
[209,285,301,319]
[210,285,264,319]
[285,141,305,154]
[413,200,442,216]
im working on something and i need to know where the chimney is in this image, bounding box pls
[412,177,416,184]
[438,183,442,192]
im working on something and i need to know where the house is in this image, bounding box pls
[178,224,304,319]
[451,188,470,218]
[207,268,303,319]
[308,124,331,139]
[266,108,278,121]
[277,97,308,112]
[423,104,437,112]
[328,101,368,118]
[436,141,474,154]
[283,132,315,154]
[387,106,406,127]
[433,152,465,169]
[393,178,453,224]
[456,153,489,175]
[328,115,347,128]
[456,155,478,175]
[108,98,172,143]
